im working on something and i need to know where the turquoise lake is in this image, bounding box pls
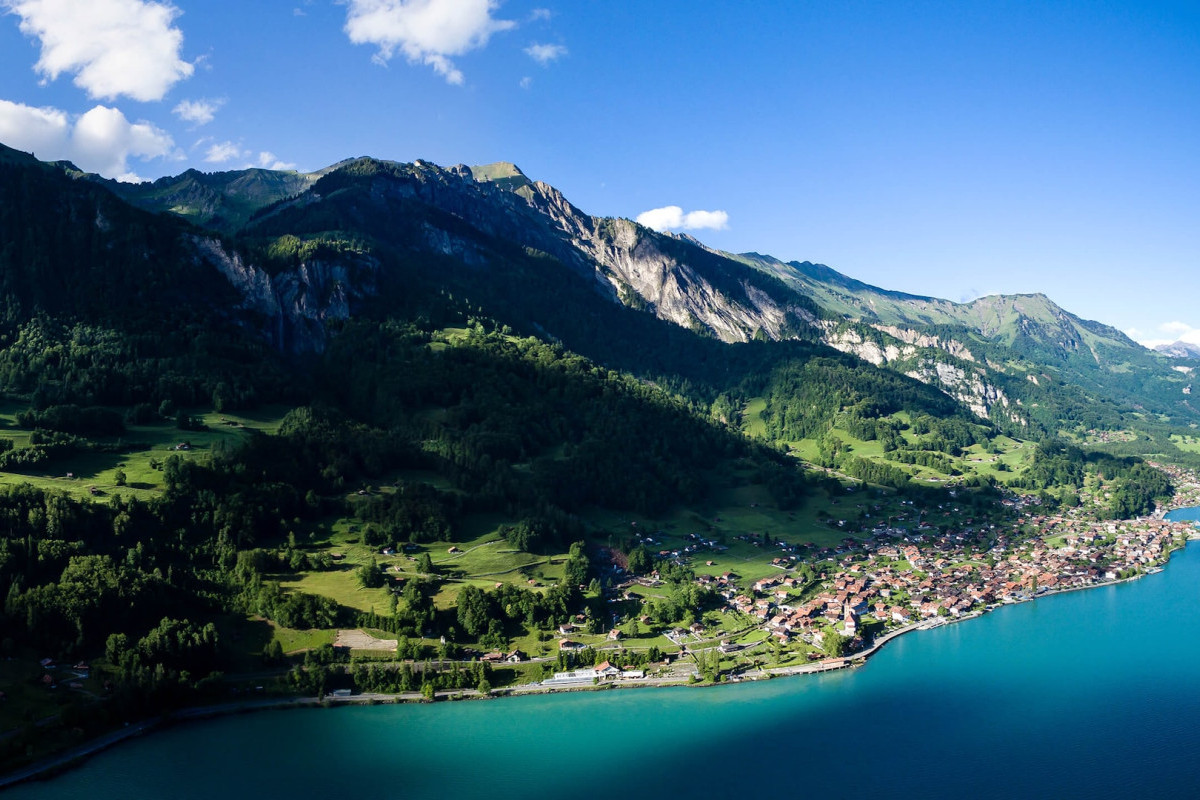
[15,506,1200,799]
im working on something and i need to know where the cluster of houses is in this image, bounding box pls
[1153,462,1200,510]
[34,658,91,691]
[706,494,1199,653]
[542,469,1199,675]
[643,531,730,564]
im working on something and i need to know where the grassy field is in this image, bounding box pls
[273,627,337,654]
[280,566,396,616]
[1171,434,1200,454]
[788,424,1040,492]
[742,397,768,438]
[962,437,1034,481]
[747,402,1040,491]
[0,405,290,503]
[277,510,564,622]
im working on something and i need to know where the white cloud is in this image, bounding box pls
[4,0,194,102]
[172,98,223,126]
[204,141,245,163]
[73,105,175,176]
[0,99,67,153]
[528,8,551,22]
[636,205,729,233]
[1130,321,1200,349]
[343,0,515,85]
[519,75,532,89]
[257,151,296,171]
[680,209,729,230]
[524,42,566,65]
[0,98,173,178]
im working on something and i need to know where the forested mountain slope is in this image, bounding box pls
[6,141,1193,454]
[6,140,1194,469]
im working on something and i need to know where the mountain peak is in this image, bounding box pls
[470,162,531,191]
[471,161,526,179]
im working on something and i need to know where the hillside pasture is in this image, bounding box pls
[0,405,290,502]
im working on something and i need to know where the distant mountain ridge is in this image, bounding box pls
[727,252,1189,431]
[732,251,1140,354]
[102,167,320,232]
[1155,340,1200,359]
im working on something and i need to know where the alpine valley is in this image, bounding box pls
[2,142,1199,779]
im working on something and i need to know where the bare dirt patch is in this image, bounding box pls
[333,629,398,651]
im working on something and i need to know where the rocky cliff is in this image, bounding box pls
[195,236,378,355]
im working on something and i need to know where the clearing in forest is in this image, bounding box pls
[333,629,398,651]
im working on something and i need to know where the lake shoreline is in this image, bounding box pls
[5,507,1199,791]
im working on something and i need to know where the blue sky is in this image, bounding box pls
[0,1,1197,347]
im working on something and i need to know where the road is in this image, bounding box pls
[0,717,158,791]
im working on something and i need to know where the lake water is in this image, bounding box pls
[14,507,1200,799]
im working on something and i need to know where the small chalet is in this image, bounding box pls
[593,661,621,679]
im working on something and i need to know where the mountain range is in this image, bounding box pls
[2,141,1196,462]
[112,152,1198,431]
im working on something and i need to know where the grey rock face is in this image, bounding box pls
[195,236,378,355]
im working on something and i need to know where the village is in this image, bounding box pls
[533,471,1200,690]
[687,468,1200,668]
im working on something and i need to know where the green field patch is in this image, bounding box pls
[279,566,394,615]
[508,631,560,659]
[584,479,860,584]
[608,633,676,654]
[626,584,671,601]
[1170,435,1200,454]
[732,628,770,647]
[789,439,820,462]
[0,406,290,502]
[273,626,336,655]
[742,397,768,438]
[440,545,545,578]
[198,404,292,434]
[439,327,471,343]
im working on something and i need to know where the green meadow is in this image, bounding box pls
[0,405,288,503]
